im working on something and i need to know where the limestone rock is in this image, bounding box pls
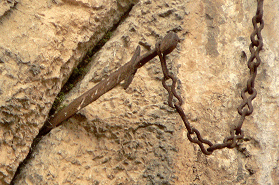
[0,0,17,17]
[2,0,279,184]
[0,0,136,184]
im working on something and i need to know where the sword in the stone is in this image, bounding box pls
[41,31,179,135]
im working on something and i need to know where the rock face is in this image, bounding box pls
[1,0,279,184]
[0,0,136,184]
[0,0,17,17]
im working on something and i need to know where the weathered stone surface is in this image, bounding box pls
[0,0,17,17]
[4,0,279,184]
[0,0,136,184]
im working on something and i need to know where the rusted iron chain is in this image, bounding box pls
[42,0,264,156]
[235,0,264,134]
[41,31,179,135]
[208,0,264,153]
[156,0,264,155]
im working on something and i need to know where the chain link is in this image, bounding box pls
[157,0,264,155]
[43,0,264,155]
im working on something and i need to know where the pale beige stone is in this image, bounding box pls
[0,0,136,184]
[2,0,279,184]
[0,0,17,17]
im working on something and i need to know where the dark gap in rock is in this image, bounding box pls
[10,3,135,184]
[49,7,133,116]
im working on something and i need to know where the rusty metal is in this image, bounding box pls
[41,31,179,135]
[156,0,264,155]
[42,0,264,155]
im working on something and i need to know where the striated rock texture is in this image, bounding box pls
[0,0,137,184]
[1,0,279,184]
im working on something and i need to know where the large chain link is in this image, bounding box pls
[156,0,264,155]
